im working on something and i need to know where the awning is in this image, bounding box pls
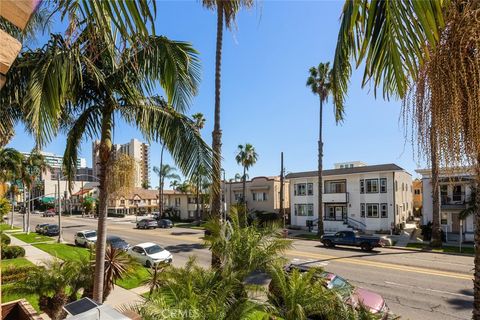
[41,197,55,204]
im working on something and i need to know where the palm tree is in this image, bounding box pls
[169,179,181,190]
[153,164,181,215]
[235,143,258,212]
[307,62,340,237]
[202,0,254,227]
[234,173,242,182]
[22,151,49,234]
[192,113,206,222]
[102,245,138,301]
[0,148,24,183]
[3,26,211,303]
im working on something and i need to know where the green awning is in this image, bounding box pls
[41,197,55,204]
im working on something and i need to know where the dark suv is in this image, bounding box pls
[43,224,60,236]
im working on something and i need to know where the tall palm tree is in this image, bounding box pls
[235,143,258,211]
[193,113,206,221]
[153,164,181,216]
[3,26,211,303]
[22,151,49,234]
[169,179,181,190]
[307,62,340,237]
[202,0,254,228]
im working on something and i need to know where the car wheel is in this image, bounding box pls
[145,260,152,268]
[361,243,372,252]
[323,240,333,248]
[74,239,79,246]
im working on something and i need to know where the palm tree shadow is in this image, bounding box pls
[165,243,204,253]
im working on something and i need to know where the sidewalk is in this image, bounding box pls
[8,235,145,309]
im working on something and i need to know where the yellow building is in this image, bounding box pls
[413,179,423,216]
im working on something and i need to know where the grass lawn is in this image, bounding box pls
[406,242,474,254]
[2,284,40,312]
[33,243,90,260]
[2,257,34,270]
[0,224,20,232]
[117,266,151,290]
[294,233,320,240]
[175,222,206,230]
[12,232,55,244]
[33,242,151,289]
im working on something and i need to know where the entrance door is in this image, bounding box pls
[335,207,343,221]
[451,212,460,233]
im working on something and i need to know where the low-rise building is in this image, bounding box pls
[222,176,289,215]
[416,167,475,241]
[286,163,413,233]
[108,188,205,220]
[413,179,423,216]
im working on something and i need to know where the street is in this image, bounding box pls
[16,213,473,320]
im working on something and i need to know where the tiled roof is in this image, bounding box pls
[285,164,406,179]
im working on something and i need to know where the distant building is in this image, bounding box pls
[93,139,150,188]
[21,151,87,180]
[416,167,475,241]
[334,161,367,169]
[108,188,205,220]
[413,179,423,216]
[286,163,413,233]
[222,176,289,215]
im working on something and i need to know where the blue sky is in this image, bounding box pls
[7,1,425,187]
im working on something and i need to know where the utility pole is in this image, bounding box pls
[280,152,287,237]
[57,175,63,243]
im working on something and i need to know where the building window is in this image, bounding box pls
[294,204,314,216]
[307,183,313,195]
[381,203,388,218]
[360,180,365,194]
[120,200,125,205]
[380,178,387,193]
[414,189,421,195]
[395,181,398,191]
[441,212,448,225]
[366,204,379,218]
[361,203,365,217]
[253,192,267,202]
[325,180,346,193]
[175,198,181,207]
[402,183,405,191]
[326,206,336,220]
[366,179,379,193]
[188,211,195,218]
[188,197,197,204]
[294,183,313,196]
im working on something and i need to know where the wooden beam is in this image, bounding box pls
[0,29,22,75]
[0,0,40,30]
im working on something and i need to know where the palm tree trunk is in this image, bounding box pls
[158,145,165,216]
[474,157,480,319]
[430,125,442,247]
[26,186,32,234]
[211,1,224,268]
[317,98,324,237]
[196,173,200,223]
[93,110,113,303]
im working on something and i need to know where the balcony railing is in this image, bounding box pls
[441,193,468,210]
[323,192,349,203]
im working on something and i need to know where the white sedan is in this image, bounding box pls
[74,230,97,247]
[127,242,173,267]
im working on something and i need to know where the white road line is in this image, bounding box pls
[384,281,472,298]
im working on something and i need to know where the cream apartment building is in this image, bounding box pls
[286,163,413,233]
[416,167,475,241]
[223,176,290,215]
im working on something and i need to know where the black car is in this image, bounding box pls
[43,224,60,236]
[158,219,173,228]
[106,235,130,251]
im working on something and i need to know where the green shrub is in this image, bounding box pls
[2,245,26,259]
[3,265,41,284]
[107,212,125,218]
[1,233,11,245]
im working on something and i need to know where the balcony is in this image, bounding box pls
[323,192,348,203]
[441,194,467,210]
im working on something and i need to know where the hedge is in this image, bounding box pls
[2,246,26,259]
[1,233,11,245]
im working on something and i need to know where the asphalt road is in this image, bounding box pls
[16,213,473,320]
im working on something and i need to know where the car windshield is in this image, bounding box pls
[145,245,164,255]
[85,231,96,238]
[108,237,124,243]
[48,225,57,229]
[328,276,350,289]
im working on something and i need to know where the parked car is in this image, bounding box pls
[74,230,97,247]
[136,218,158,229]
[320,231,386,252]
[106,235,130,251]
[43,224,60,236]
[127,242,172,267]
[35,223,49,233]
[33,210,42,215]
[285,263,389,318]
[43,210,55,217]
[158,219,173,228]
